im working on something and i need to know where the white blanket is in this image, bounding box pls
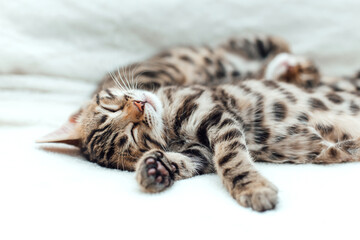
[1,0,360,239]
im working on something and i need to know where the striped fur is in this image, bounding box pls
[45,34,360,212]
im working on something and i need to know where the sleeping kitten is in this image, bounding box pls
[38,35,359,212]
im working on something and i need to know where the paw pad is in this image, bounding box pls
[136,154,174,193]
[145,157,171,187]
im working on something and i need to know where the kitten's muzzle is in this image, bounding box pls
[133,100,145,112]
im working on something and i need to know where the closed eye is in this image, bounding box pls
[100,103,124,112]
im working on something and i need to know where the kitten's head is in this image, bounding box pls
[38,88,165,171]
[265,53,320,89]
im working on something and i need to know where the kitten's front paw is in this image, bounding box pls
[136,151,174,193]
[236,181,278,212]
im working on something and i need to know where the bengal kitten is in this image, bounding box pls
[38,35,360,212]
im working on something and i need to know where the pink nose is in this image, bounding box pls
[133,100,145,112]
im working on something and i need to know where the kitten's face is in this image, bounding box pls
[265,53,320,89]
[78,88,165,170]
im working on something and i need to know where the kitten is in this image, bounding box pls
[38,35,359,212]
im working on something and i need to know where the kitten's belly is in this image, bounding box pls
[245,111,360,163]
[243,119,317,163]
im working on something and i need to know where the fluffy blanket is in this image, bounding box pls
[1,0,360,239]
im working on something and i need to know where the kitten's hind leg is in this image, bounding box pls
[207,113,278,211]
[212,135,278,212]
[264,53,320,89]
[313,138,360,164]
[221,34,290,61]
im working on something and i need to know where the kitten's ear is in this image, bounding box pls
[36,111,82,147]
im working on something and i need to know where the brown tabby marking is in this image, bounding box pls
[39,34,360,212]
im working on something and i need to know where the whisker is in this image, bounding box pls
[117,67,127,92]
[114,74,126,92]
[121,66,128,91]
[109,71,126,92]
[113,72,127,93]
[124,65,133,91]
[117,67,130,92]
[131,62,143,90]
[123,66,132,92]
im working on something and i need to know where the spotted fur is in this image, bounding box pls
[40,34,360,212]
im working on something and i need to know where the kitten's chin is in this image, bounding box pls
[143,92,163,115]
[141,91,164,140]
[145,98,157,112]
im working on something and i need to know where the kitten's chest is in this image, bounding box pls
[159,83,312,153]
